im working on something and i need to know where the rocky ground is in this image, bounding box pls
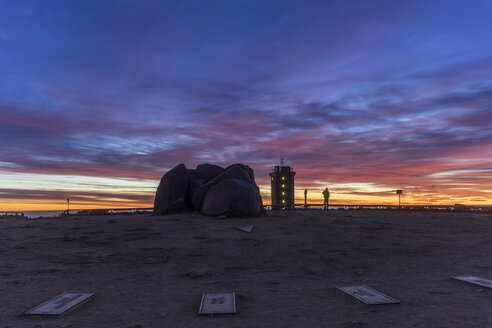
[1,209,491,327]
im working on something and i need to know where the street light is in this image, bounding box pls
[396,190,403,206]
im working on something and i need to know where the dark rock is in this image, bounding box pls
[195,163,224,182]
[183,270,207,278]
[192,163,255,210]
[225,163,255,181]
[154,164,191,215]
[185,178,205,208]
[186,168,198,181]
[154,162,265,216]
[202,179,264,216]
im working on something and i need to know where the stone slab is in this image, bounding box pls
[336,285,399,305]
[235,225,253,233]
[24,292,95,316]
[199,292,236,314]
[451,276,492,289]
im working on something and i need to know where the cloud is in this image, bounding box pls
[1,1,492,207]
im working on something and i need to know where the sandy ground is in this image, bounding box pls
[1,209,492,328]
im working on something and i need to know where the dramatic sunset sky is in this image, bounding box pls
[1,0,492,211]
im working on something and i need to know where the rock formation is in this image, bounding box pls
[153,163,265,217]
[153,164,189,215]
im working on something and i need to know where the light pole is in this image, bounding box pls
[304,189,307,208]
[396,190,403,206]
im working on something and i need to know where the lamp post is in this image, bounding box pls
[396,190,403,206]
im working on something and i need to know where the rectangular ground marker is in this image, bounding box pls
[235,225,253,233]
[24,292,95,316]
[336,285,399,305]
[451,276,492,289]
[199,292,236,315]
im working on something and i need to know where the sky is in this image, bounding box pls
[1,0,492,211]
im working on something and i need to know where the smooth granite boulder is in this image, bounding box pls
[201,179,264,216]
[225,163,255,182]
[185,177,205,208]
[154,163,265,216]
[153,163,190,215]
[192,163,255,211]
[195,163,224,183]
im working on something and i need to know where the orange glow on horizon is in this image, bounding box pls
[0,186,492,212]
[2,172,492,211]
[1,200,153,212]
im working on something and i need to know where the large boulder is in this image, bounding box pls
[202,179,264,216]
[192,163,255,210]
[154,163,190,215]
[185,177,205,208]
[195,163,224,182]
[153,162,265,217]
[225,163,255,182]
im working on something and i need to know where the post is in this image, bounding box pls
[304,189,307,208]
[67,198,70,215]
[396,190,403,207]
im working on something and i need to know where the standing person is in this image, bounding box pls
[322,188,330,210]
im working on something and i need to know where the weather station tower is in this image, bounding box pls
[270,158,296,209]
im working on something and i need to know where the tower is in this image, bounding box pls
[270,159,296,209]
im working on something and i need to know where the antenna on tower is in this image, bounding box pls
[280,158,284,166]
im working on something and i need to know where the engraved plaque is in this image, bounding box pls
[199,292,236,314]
[235,225,253,233]
[336,285,399,304]
[451,276,492,289]
[25,292,95,315]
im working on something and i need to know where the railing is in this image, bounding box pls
[0,211,26,217]
[264,204,491,213]
[64,207,154,216]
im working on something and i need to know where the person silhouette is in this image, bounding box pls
[322,188,330,210]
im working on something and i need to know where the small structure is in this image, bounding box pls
[269,159,296,209]
[396,189,403,206]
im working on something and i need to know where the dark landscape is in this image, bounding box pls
[1,210,491,327]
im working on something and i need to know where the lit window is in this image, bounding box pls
[271,177,274,181]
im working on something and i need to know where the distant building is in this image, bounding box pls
[270,159,296,209]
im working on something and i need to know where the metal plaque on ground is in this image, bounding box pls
[451,276,492,289]
[336,285,399,305]
[235,225,253,233]
[199,292,236,314]
[24,292,95,315]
